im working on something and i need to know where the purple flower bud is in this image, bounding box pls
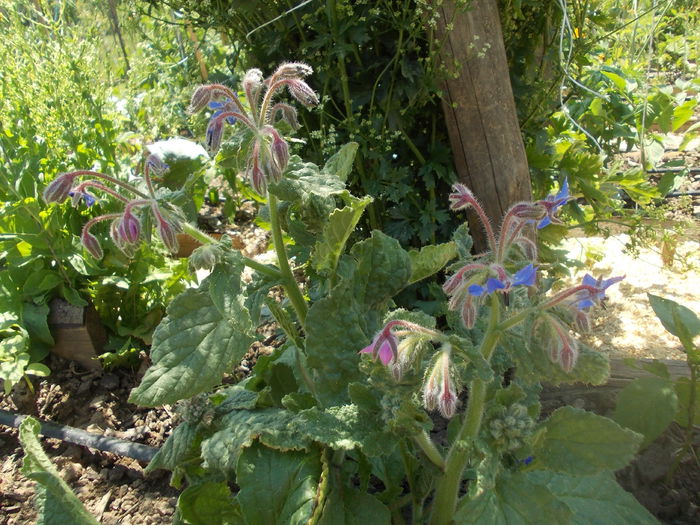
[188,85,212,114]
[509,202,547,221]
[81,228,103,259]
[270,133,289,176]
[271,103,300,129]
[448,183,478,211]
[249,162,267,195]
[42,173,75,203]
[156,214,180,254]
[118,209,141,244]
[205,117,225,154]
[287,79,319,107]
[542,314,579,372]
[461,296,477,329]
[359,331,399,366]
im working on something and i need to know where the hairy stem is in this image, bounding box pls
[429,296,501,525]
[180,222,281,280]
[267,192,308,326]
[414,430,445,470]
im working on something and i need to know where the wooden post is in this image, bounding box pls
[436,0,532,249]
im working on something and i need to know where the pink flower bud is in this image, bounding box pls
[118,209,141,244]
[509,202,547,221]
[188,85,212,114]
[81,228,103,259]
[42,173,75,203]
[287,79,319,107]
[423,350,459,418]
[271,103,300,129]
[461,296,477,329]
[271,134,289,177]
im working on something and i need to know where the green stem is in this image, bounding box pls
[429,297,501,525]
[180,222,281,280]
[267,192,308,326]
[414,430,445,471]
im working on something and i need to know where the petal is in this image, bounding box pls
[576,298,595,310]
[556,178,570,202]
[377,341,394,366]
[486,278,506,294]
[537,215,551,229]
[468,284,486,296]
[601,275,625,290]
[512,264,537,287]
[582,274,597,287]
[208,101,224,109]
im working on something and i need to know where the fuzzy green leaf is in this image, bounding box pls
[318,487,391,525]
[349,230,412,308]
[407,242,457,284]
[613,376,677,447]
[236,443,321,525]
[305,282,370,406]
[200,409,303,473]
[19,417,100,525]
[532,407,642,475]
[129,262,255,406]
[527,471,659,524]
[313,196,372,276]
[648,293,700,339]
[178,481,241,525]
[322,142,359,182]
[454,471,571,524]
[145,422,200,474]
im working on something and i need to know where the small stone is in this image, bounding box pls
[99,373,120,390]
[61,445,83,461]
[60,462,83,483]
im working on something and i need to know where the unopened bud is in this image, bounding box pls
[189,244,222,271]
[156,216,180,254]
[249,163,267,195]
[81,227,103,259]
[188,85,212,114]
[270,134,289,176]
[42,173,75,203]
[509,202,546,221]
[145,154,169,176]
[118,209,141,244]
[205,117,224,154]
[287,79,319,107]
[274,62,313,79]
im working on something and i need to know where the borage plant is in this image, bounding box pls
[41,64,658,524]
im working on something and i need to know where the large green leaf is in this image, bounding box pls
[648,293,700,339]
[178,481,242,525]
[19,417,99,525]
[612,376,677,447]
[454,471,571,524]
[321,142,359,182]
[674,378,700,427]
[129,261,255,407]
[200,408,302,473]
[145,422,200,474]
[527,471,659,524]
[407,242,457,284]
[532,407,642,475]
[312,196,372,276]
[349,230,412,308]
[305,281,371,406]
[318,487,391,525]
[236,443,321,525]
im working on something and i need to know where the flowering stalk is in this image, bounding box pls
[430,294,502,525]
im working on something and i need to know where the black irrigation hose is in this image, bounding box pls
[0,409,158,463]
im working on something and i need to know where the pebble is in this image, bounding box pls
[60,462,84,483]
[99,373,120,390]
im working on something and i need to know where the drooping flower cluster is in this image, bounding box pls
[42,154,181,259]
[187,63,318,194]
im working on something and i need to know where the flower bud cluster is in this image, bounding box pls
[488,403,534,452]
[423,348,459,419]
[189,63,317,195]
[42,165,182,259]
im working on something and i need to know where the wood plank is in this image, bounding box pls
[436,0,532,249]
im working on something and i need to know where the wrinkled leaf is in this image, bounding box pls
[407,242,457,284]
[321,142,358,182]
[527,471,659,524]
[318,487,391,525]
[613,376,677,447]
[532,407,642,475]
[454,471,571,524]
[178,481,241,525]
[19,417,99,525]
[236,443,321,525]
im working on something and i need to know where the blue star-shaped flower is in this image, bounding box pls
[468,264,537,297]
[209,100,237,125]
[536,178,569,229]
